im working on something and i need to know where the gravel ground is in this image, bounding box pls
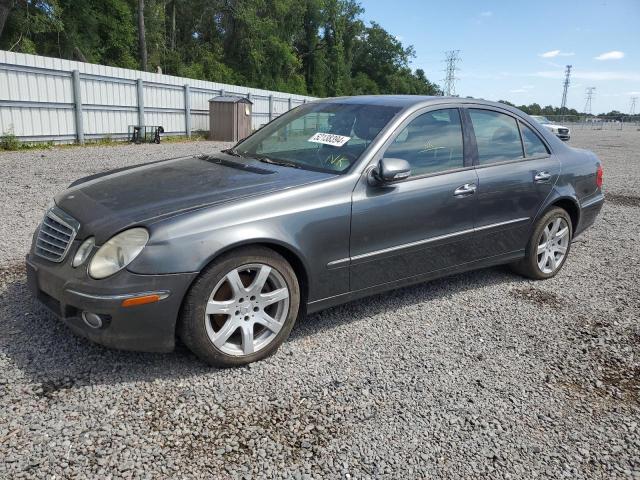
[0,131,639,479]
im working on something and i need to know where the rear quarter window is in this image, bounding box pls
[520,122,549,156]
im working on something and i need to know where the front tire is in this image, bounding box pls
[179,246,300,367]
[511,207,573,280]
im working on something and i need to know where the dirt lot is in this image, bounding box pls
[0,130,639,479]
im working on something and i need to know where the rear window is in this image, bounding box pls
[469,109,524,164]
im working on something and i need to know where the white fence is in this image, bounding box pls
[542,115,640,131]
[0,51,316,143]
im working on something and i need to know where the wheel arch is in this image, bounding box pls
[550,197,580,233]
[535,189,581,234]
[179,239,311,318]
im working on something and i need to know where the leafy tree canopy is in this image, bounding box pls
[0,0,440,97]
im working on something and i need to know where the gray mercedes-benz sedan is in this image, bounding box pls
[27,96,604,366]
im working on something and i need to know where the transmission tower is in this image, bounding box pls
[560,65,572,113]
[442,50,461,96]
[584,87,596,114]
[630,97,638,115]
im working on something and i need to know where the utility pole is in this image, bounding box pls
[442,50,461,96]
[630,97,638,115]
[584,87,596,115]
[560,65,572,114]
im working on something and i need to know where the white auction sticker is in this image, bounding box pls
[308,132,351,147]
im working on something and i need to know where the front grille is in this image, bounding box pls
[558,128,569,135]
[35,208,79,262]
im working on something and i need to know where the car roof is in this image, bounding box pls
[315,94,521,112]
[311,95,567,150]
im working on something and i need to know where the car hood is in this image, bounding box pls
[542,123,569,130]
[55,154,334,241]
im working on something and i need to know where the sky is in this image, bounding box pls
[360,0,640,114]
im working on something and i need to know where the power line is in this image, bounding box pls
[560,65,572,112]
[630,97,638,115]
[442,50,461,96]
[584,87,596,114]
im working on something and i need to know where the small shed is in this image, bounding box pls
[209,96,253,142]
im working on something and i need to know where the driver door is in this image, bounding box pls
[349,107,478,291]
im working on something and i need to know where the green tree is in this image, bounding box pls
[0,0,441,97]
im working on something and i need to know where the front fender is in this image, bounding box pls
[127,176,354,302]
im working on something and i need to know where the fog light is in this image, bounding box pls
[73,237,95,267]
[82,311,103,329]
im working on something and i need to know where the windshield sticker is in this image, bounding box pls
[308,132,351,147]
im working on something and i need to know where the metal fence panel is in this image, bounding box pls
[0,50,316,143]
[536,115,640,132]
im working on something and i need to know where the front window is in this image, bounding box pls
[233,102,401,173]
[385,108,465,176]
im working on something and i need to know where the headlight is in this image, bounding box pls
[89,228,149,279]
[73,237,95,267]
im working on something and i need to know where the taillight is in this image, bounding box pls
[596,164,603,188]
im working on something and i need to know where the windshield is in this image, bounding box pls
[532,115,551,124]
[233,102,401,173]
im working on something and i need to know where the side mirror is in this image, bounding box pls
[370,157,411,185]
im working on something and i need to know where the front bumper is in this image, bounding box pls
[26,253,197,352]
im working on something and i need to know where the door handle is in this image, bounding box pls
[534,171,552,183]
[453,183,477,197]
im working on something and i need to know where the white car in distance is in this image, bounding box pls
[531,115,570,141]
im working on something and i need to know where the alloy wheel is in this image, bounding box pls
[204,263,290,356]
[536,217,570,274]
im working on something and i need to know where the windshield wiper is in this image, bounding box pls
[222,147,242,157]
[221,149,301,170]
[197,155,275,174]
[254,156,302,169]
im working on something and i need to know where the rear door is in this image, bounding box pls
[465,106,560,258]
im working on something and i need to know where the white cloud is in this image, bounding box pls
[459,71,504,80]
[509,85,535,94]
[539,50,575,58]
[628,91,640,95]
[594,50,625,61]
[480,11,493,17]
[540,50,560,58]
[532,70,640,81]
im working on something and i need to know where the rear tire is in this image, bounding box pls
[179,246,300,367]
[511,207,573,280]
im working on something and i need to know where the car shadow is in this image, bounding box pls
[0,264,525,389]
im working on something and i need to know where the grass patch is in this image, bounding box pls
[1,129,55,151]
[1,131,210,152]
[0,130,19,150]
[162,132,208,143]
